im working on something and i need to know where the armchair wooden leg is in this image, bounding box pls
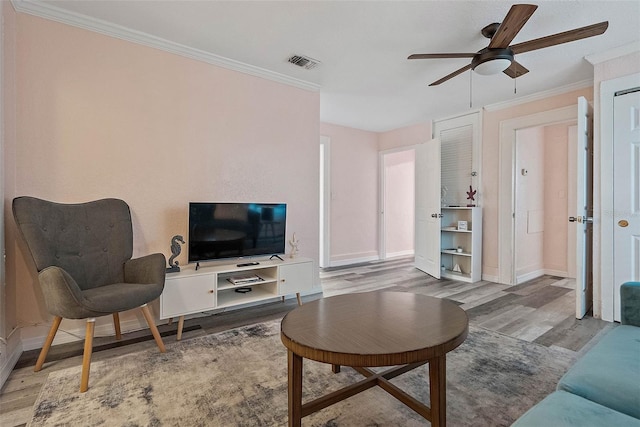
[177,316,185,341]
[80,318,95,393]
[113,313,122,340]
[34,316,62,372]
[141,304,166,353]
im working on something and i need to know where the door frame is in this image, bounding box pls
[600,72,640,321]
[498,105,578,285]
[319,136,331,268]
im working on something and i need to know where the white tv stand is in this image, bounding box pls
[160,257,314,340]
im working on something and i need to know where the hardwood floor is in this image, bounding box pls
[0,257,614,426]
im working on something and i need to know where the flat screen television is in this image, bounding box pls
[188,202,287,263]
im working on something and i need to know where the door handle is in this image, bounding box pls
[569,216,594,224]
[618,219,629,228]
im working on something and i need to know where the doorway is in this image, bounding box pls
[499,104,579,285]
[379,148,416,260]
[513,122,577,284]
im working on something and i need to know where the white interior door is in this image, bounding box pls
[613,89,640,321]
[415,138,441,277]
[567,125,577,278]
[574,96,593,319]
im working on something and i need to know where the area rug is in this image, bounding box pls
[29,320,575,426]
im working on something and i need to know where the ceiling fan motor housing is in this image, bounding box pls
[471,47,514,75]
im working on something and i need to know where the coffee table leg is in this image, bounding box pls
[288,350,303,427]
[429,355,446,427]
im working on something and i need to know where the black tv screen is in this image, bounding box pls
[188,202,287,263]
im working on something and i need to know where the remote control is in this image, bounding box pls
[237,261,260,267]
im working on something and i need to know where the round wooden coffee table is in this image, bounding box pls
[280,291,468,427]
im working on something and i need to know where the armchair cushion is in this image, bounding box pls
[13,197,133,290]
[124,253,167,286]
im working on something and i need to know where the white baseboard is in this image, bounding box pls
[516,269,545,285]
[544,269,570,278]
[482,270,569,286]
[20,290,326,352]
[329,255,379,268]
[0,333,23,390]
[384,250,414,260]
[482,273,500,283]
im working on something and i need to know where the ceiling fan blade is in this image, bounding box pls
[511,21,609,55]
[429,64,473,86]
[503,61,529,78]
[489,4,538,49]
[408,53,476,60]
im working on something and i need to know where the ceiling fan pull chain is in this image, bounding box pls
[514,72,517,94]
[469,69,473,108]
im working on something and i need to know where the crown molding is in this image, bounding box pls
[11,0,321,92]
[585,41,640,65]
[483,79,592,112]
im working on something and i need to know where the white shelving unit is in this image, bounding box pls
[160,257,314,339]
[440,207,482,283]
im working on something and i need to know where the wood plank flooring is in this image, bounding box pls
[0,257,614,426]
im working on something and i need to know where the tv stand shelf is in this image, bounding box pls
[160,257,314,340]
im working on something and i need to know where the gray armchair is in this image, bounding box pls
[13,196,167,392]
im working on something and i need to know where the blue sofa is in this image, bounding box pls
[513,282,640,426]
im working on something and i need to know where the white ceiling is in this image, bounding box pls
[27,1,640,132]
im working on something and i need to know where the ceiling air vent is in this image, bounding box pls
[287,54,320,70]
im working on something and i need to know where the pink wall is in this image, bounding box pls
[320,122,379,263]
[481,87,593,279]
[593,52,640,84]
[378,122,431,151]
[7,13,320,335]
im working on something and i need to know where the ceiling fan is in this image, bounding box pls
[408,4,608,86]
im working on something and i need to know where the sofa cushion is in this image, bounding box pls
[557,325,640,419]
[621,282,640,326]
[512,390,640,426]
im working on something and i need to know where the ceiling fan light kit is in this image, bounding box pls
[408,3,609,86]
[471,48,514,75]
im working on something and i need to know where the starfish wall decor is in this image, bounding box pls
[466,185,477,207]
